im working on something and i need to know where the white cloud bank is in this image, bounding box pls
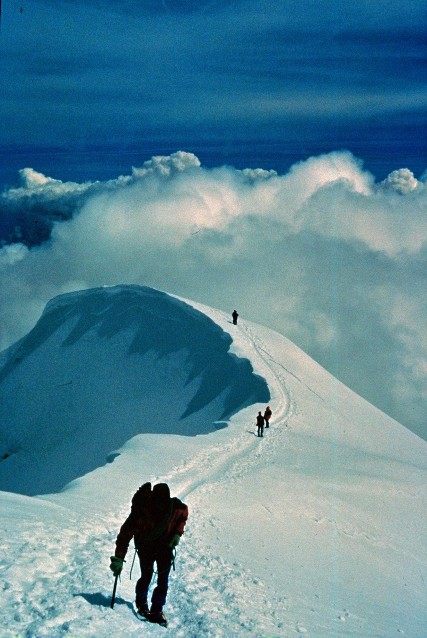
[1,151,426,438]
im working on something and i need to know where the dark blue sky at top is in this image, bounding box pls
[0,0,426,186]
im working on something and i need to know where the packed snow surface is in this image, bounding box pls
[0,284,425,638]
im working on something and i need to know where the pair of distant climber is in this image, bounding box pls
[256,406,272,437]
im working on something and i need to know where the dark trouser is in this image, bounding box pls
[136,544,173,612]
[257,425,264,437]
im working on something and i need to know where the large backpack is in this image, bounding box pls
[131,482,152,517]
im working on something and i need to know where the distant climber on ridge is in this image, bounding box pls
[232,309,239,325]
[256,411,265,437]
[264,406,272,428]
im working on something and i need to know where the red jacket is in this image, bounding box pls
[115,497,188,559]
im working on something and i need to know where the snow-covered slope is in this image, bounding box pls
[0,285,425,638]
[0,285,269,494]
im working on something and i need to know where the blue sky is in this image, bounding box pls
[0,1,426,439]
[0,0,425,183]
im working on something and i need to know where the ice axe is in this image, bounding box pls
[110,574,119,609]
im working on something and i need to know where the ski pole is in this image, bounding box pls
[110,574,119,609]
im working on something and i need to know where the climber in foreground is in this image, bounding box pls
[110,482,188,626]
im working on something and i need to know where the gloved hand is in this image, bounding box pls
[110,555,125,576]
[168,533,181,549]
